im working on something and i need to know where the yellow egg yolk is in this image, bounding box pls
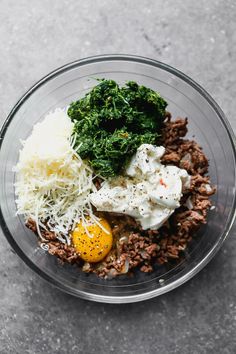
[72,218,113,263]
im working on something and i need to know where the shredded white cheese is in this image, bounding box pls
[14,109,98,243]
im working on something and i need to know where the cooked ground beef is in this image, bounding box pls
[26,114,216,279]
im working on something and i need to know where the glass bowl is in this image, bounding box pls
[0,55,235,303]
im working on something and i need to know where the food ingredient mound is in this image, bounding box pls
[68,79,167,177]
[90,144,191,230]
[14,109,98,243]
[72,217,113,262]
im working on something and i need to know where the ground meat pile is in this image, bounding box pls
[26,114,216,279]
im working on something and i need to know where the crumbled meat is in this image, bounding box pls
[25,114,216,278]
[162,151,181,164]
[161,116,188,145]
[26,219,37,233]
[86,232,159,278]
[47,242,80,264]
[162,139,209,175]
[140,264,153,273]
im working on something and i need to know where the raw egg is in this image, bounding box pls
[72,218,113,263]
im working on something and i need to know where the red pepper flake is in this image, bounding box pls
[160,178,167,188]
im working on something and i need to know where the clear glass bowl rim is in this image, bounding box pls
[0,54,236,303]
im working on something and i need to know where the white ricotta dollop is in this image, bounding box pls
[90,144,191,230]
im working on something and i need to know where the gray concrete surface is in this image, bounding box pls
[0,0,236,353]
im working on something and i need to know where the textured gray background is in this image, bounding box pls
[0,1,236,353]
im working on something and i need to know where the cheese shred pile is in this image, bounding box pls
[14,109,98,244]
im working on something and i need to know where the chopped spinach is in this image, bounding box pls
[68,79,167,177]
